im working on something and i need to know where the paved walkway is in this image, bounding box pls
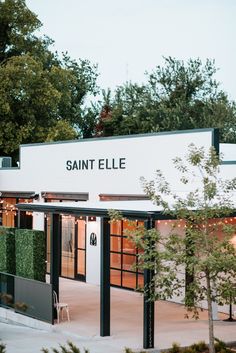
[1,278,236,353]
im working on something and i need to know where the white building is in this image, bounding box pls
[0,128,235,348]
[0,128,235,286]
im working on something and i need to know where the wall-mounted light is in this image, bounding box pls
[88,216,96,222]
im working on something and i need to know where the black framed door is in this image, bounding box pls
[110,220,144,290]
[61,215,75,278]
[75,218,86,281]
[46,215,86,281]
[60,215,86,281]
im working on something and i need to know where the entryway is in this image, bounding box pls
[46,215,86,281]
[61,216,86,281]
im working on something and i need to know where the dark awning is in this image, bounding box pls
[41,192,89,201]
[0,191,37,199]
[16,200,171,220]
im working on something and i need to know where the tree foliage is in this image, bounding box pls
[110,145,236,353]
[96,58,236,143]
[137,145,236,353]
[0,0,52,64]
[0,0,98,161]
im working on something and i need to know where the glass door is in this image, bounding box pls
[49,215,86,281]
[75,218,86,281]
[110,220,144,290]
[61,215,75,278]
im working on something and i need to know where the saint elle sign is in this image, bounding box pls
[66,158,126,171]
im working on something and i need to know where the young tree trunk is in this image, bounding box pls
[206,272,215,353]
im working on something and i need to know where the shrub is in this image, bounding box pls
[170,343,181,353]
[0,227,15,274]
[214,338,232,353]
[15,229,46,282]
[41,341,89,353]
[168,340,233,353]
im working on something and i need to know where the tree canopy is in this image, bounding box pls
[0,0,98,162]
[97,57,236,143]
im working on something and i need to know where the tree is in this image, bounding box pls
[95,83,153,136]
[0,0,57,66]
[0,0,98,162]
[110,145,236,353]
[96,58,236,143]
[137,145,236,353]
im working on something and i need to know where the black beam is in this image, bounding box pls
[143,218,155,349]
[100,217,110,336]
[212,128,219,155]
[50,213,60,315]
[16,203,158,220]
[17,210,28,229]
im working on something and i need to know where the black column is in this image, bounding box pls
[50,213,60,304]
[100,217,110,336]
[143,218,155,349]
[17,210,21,228]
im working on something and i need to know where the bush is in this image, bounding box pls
[41,341,89,353]
[0,227,15,274]
[170,343,181,353]
[15,229,46,282]
[167,340,233,353]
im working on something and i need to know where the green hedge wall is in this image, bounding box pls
[0,226,16,274]
[15,229,46,282]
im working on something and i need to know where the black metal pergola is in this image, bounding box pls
[16,201,167,349]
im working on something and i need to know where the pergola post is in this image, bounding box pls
[50,213,60,309]
[143,218,155,349]
[100,217,110,336]
[17,210,21,228]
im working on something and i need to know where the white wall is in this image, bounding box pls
[220,143,236,161]
[32,212,44,231]
[0,130,214,201]
[86,218,101,285]
[156,220,234,318]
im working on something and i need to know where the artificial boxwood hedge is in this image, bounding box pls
[15,229,46,282]
[0,226,16,274]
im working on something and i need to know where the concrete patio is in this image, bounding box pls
[1,277,236,353]
[53,278,236,351]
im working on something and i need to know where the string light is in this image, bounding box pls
[155,217,236,228]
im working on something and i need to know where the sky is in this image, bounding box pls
[25,0,236,100]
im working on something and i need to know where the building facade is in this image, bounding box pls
[0,128,235,292]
